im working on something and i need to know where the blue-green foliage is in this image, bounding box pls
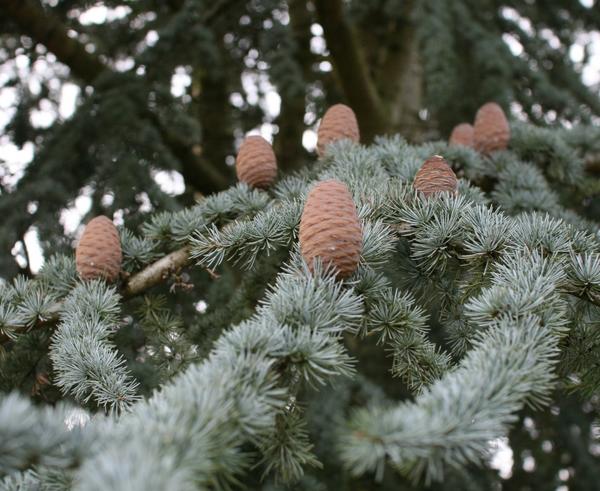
[1,121,599,489]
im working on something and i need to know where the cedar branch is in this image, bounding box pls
[1,0,232,194]
[122,246,192,298]
[0,246,193,344]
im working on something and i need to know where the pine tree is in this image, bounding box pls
[1,1,600,490]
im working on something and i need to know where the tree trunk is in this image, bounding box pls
[273,0,314,171]
[376,1,426,141]
[314,0,388,142]
[314,0,426,142]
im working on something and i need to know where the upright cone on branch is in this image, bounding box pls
[316,104,360,157]
[299,179,362,279]
[473,102,510,154]
[76,216,122,282]
[449,123,474,148]
[235,135,278,189]
[413,155,458,197]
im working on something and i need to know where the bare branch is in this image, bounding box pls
[122,246,192,298]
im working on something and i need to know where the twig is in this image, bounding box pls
[122,246,191,298]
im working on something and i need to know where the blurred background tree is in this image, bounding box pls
[1,0,600,277]
[1,1,600,490]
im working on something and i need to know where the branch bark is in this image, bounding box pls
[313,0,388,141]
[122,246,191,298]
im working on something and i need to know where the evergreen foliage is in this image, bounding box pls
[1,125,599,488]
[0,1,600,490]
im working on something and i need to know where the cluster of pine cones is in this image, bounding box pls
[292,101,508,278]
[76,101,510,282]
[449,102,511,154]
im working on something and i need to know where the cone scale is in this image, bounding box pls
[235,135,278,189]
[299,179,362,278]
[76,216,122,282]
[316,104,360,157]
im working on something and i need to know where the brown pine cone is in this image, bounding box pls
[76,216,122,282]
[299,179,362,278]
[449,123,474,148]
[473,102,510,155]
[235,135,278,189]
[413,155,458,197]
[316,104,360,157]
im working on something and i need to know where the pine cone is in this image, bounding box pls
[449,123,474,148]
[299,179,362,278]
[76,216,122,282]
[235,135,278,189]
[473,102,510,154]
[413,155,458,197]
[316,104,360,157]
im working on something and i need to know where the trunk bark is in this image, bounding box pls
[273,0,314,171]
[379,8,425,141]
[314,0,388,142]
[314,0,426,142]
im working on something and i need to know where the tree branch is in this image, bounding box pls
[122,246,191,298]
[203,0,242,24]
[2,0,232,195]
[0,246,194,344]
[313,0,388,141]
[151,111,233,193]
